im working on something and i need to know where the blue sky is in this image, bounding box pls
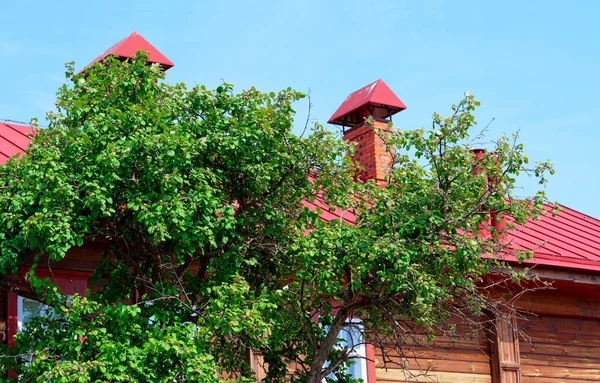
[1,1,599,217]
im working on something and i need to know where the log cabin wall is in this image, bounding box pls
[374,317,493,383]
[518,313,600,382]
[4,249,600,383]
[512,279,600,383]
[375,342,493,383]
[373,272,600,383]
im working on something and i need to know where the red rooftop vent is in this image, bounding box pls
[83,32,174,72]
[328,79,406,130]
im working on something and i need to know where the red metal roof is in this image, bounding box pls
[507,203,600,272]
[3,121,600,274]
[83,32,174,72]
[0,122,35,165]
[328,79,407,127]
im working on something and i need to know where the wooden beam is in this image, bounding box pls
[522,267,600,286]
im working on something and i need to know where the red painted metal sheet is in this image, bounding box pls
[301,197,356,224]
[83,31,174,72]
[0,122,35,165]
[502,203,600,272]
[328,79,406,126]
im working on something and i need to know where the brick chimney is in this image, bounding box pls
[328,79,406,183]
[472,148,507,236]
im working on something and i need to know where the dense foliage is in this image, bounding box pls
[0,53,552,382]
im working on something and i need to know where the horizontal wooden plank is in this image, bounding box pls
[376,369,491,382]
[378,328,489,343]
[376,347,491,364]
[381,316,489,334]
[521,364,600,380]
[518,315,600,336]
[375,356,490,374]
[401,358,490,374]
[521,333,600,348]
[522,355,600,369]
[520,341,598,359]
[380,335,489,350]
[523,377,600,383]
[514,292,600,318]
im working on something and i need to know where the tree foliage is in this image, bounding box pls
[0,53,553,382]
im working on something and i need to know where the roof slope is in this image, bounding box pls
[2,127,600,273]
[303,196,600,273]
[0,122,35,165]
[509,203,600,272]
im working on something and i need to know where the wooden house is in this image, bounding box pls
[1,33,600,383]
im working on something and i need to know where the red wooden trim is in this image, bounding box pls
[17,266,92,279]
[366,343,376,383]
[6,268,91,348]
[6,269,90,379]
[6,292,17,348]
[14,267,90,296]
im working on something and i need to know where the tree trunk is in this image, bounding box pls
[306,306,350,383]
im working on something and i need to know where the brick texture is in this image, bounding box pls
[343,120,394,183]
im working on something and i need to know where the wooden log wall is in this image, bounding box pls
[373,281,600,383]
[518,314,600,382]
[374,320,492,383]
[4,251,600,383]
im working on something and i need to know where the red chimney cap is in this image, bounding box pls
[82,32,174,72]
[328,79,406,128]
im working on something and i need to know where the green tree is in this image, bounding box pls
[0,53,552,382]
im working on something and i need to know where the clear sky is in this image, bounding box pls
[1,1,599,217]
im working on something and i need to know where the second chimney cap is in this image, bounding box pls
[328,79,406,128]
